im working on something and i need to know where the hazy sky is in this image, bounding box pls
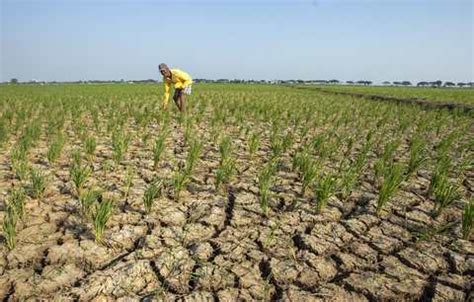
[1,0,473,82]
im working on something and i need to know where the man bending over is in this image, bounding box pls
[159,63,193,113]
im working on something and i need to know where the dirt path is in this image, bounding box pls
[291,86,474,113]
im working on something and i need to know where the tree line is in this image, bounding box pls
[6,78,474,87]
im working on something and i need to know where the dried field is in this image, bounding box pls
[0,83,472,301]
[316,85,474,105]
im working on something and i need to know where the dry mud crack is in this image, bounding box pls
[0,160,472,301]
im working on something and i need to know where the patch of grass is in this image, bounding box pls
[143,181,162,213]
[79,189,100,218]
[462,199,473,240]
[406,135,428,177]
[111,130,131,163]
[415,222,457,242]
[123,166,135,200]
[376,162,404,216]
[3,205,17,250]
[172,166,189,201]
[47,133,65,164]
[247,132,260,159]
[314,174,336,214]
[301,158,319,196]
[185,139,202,175]
[375,139,400,184]
[92,197,114,243]
[219,136,232,164]
[84,136,97,160]
[153,131,167,170]
[30,168,46,198]
[8,187,26,221]
[215,158,236,192]
[432,176,459,217]
[69,162,92,197]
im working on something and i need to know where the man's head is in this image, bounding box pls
[159,63,171,77]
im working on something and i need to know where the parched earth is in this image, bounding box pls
[0,121,473,301]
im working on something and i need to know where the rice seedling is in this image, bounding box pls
[12,158,29,181]
[462,199,473,240]
[292,149,319,195]
[300,158,319,196]
[299,121,311,137]
[415,221,457,242]
[247,132,260,159]
[75,121,87,141]
[46,113,66,137]
[8,187,26,221]
[79,188,100,218]
[210,125,221,144]
[47,133,65,164]
[102,159,114,180]
[172,166,189,201]
[69,162,91,196]
[215,158,236,191]
[344,136,354,158]
[111,130,131,163]
[336,137,370,200]
[141,132,151,146]
[177,110,186,125]
[13,110,26,134]
[91,108,100,131]
[292,150,306,173]
[219,136,232,164]
[183,118,194,145]
[258,161,276,216]
[143,181,162,213]
[71,149,82,167]
[375,139,400,183]
[454,146,472,186]
[123,166,135,200]
[281,131,294,153]
[310,133,325,154]
[314,174,336,214]
[185,139,202,175]
[84,136,97,160]
[263,219,281,249]
[92,197,114,243]
[428,155,451,196]
[319,138,338,160]
[406,135,428,177]
[436,131,458,156]
[398,114,411,133]
[339,166,359,200]
[11,142,27,161]
[0,118,8,147]
[24,120,41,146]
[152,132,167,170]
[270,134,284,158]
[3,205,17,250]
[30,168,46,198]
[376,162,404,216]
[432,176,459,217]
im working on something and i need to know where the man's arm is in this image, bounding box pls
[163,81,170,109]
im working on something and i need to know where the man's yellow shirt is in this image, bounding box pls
[162,69,193,106]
